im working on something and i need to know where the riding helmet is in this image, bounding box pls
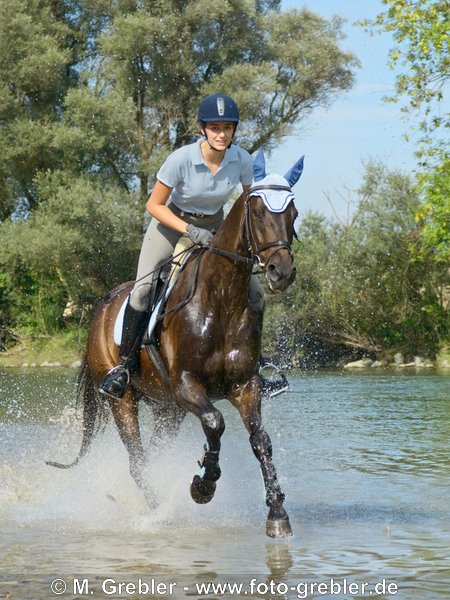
[197,93,240,125]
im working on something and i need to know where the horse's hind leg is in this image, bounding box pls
[230,376,292,538]
[174,376,224,504]
[109,390,156,507]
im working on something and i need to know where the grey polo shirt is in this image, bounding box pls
[157,138,253,215]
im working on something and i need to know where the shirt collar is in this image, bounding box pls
[193,138,238,167]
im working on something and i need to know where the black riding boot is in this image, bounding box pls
[99,302,150,400]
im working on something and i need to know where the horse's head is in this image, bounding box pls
[245,150,304,292]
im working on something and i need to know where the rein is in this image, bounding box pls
[104,185,295,304]
[208,246,253,265]
[103,244,196,303]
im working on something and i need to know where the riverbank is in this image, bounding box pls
[1,331,449,372]
[0,330,85,368]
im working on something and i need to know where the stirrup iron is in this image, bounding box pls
[259,362,289,398]
[99,363,131,400]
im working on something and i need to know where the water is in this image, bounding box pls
[0,368,449,599]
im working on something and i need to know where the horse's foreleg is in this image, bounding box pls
[109,391,155,507]
[174,375,225,504]
[249,428,292,537]
[231,377,292,538]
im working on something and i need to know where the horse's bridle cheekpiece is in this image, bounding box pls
[244,187,294,269]
[209,149,304,269]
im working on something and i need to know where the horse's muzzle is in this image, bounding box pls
[264,252,296,292]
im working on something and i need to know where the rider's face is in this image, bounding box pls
[204,122,235,150]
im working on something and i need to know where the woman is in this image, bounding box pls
[100,93,257,400]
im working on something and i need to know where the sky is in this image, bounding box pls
[268,0,419,221]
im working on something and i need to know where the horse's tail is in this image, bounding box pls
[46,357,109,469]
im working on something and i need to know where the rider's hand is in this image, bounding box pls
[186,224,214,247]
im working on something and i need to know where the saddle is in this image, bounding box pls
[112,238,289,397]
[113,237,200,382]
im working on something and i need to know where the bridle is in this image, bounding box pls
[209,184,296,270]
[245,184,296,268]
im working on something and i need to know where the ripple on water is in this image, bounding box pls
[0,369,449,599]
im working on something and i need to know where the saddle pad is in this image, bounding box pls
[113,293,166,346]
[113,236,192,346]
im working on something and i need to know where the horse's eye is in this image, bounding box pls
[252,208,264,222]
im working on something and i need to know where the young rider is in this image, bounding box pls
[100,93,257,400]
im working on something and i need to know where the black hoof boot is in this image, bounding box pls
[99,365,130,400]
[190,448,221,504]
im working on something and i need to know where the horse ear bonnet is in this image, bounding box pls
[284,155,304,188]
[253,148,267,182]
[251,150,304,213]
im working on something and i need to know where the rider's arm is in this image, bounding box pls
[146,180,188,234]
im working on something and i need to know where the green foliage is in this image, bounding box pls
[349,2,450,361]
[361,0,449,150]
[0,262,68,351]
[0,0,82,220]
[0,172,143,309]
[0,0,358,340]
[264,162,449,364]
[0,327,86,366]
[3,1,444,364]
[416,155,450,263]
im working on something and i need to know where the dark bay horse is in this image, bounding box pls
[48,150,303,537]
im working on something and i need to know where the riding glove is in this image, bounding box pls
[186,224,214,247]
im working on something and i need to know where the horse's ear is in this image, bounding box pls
[284,155,305,187]
[253,149,267,181]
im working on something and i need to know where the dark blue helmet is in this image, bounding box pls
[197,93,239,125]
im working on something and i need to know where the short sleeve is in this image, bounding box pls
[156,150,182,188]
[240,150,253,186]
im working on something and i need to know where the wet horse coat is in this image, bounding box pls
[48,150,304,537]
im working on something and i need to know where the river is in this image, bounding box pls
[1,367,449,599]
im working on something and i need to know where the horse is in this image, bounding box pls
[48,149,303,537]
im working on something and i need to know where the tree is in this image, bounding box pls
[263,161,448,364]
[71,0,358,198]
[361,1,449,282]
[0,0,359,336]
[0,0,85,221]
[416,155,450,263]
[362,0,449,153]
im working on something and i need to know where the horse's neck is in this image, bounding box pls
[205,194,252,309]
[211,193,247,255]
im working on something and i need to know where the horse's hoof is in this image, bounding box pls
[266,516,293,538]
[190,475,216,504]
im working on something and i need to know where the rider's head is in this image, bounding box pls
[197,93,239,150]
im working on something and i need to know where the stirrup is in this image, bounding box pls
[99,364,130,400]
[259,362,289,398]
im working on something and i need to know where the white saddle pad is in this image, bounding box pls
[113,293,166,346]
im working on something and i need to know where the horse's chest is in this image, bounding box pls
[221,311,260,375]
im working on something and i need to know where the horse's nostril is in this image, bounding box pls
[268,263,277,272]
